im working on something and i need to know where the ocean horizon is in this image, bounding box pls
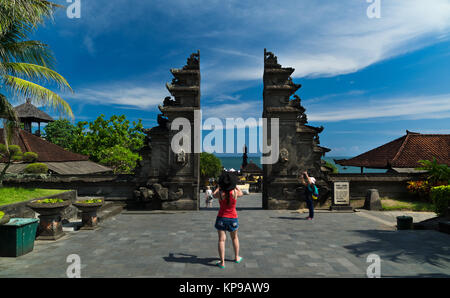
[216,155,386,174]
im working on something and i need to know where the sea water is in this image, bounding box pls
[217,155,386,174]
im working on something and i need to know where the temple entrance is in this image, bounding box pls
[260,49,329,210]
[134,49,329,211]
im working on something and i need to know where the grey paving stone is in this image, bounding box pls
[0,193,449,278]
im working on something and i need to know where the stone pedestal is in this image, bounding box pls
[27,200,71,240]
[36,214,65,240]
[364,189,382,211]
[73,201,104,230]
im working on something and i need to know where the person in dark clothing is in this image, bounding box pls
[300,171,316,220]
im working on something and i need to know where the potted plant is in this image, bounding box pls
[73,198,104,230]
[0,211,10,225]
[27,198,71,240]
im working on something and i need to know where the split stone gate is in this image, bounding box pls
[133,50,331,210]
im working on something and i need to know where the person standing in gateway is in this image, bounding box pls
[300,171,316,220]
[213,172,244,269]
[205,186,213,208]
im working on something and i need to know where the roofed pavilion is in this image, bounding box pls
[335,130,450,173]
[14,98,54,136]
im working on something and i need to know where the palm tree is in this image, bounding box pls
[0,0,73,150]
[0,0,73,186]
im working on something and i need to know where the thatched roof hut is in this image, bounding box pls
[14,99,54,135]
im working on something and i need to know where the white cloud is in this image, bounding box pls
[56,0,448,81]
[65,83,168,110]
[202,101,261,120]
[53,0,450,113]
[308,94,450,122]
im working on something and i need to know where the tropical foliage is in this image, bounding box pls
[77,199,103,204]
[406,180,432,200]
[43,115,146,174]
[23,151,38,162]
[24,162,48,174]
[407,158,449,202]
[416,158,450,184]
[323,160,339,174]
[71,115,145,174]
[0,0,73,119]
[35,198,64,204]
[430,185,450,217]
[200,152,222,185]
[43,119,77,149]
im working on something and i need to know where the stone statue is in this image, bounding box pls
[176,149,187,165]
[163,96,176,107]
[280,148,289,163]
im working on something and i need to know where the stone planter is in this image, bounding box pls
[73,199,104,230]
[0,214,10,225]
[27,200,71,240]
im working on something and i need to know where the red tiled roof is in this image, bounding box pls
[335,131,450,169]
[0,129,89,162]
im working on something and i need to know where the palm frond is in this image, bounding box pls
[2,75,74,119]
[0,40,55,67]
[0,0,61,37]
[1,62,72,91]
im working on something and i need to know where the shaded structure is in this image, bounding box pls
[135,52,201,210]
[14,99,54,136]
[262,49,330,209]
[335,131,450,173]
[241,161,263,176]
[0,129,112,175]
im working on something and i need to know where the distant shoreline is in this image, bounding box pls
[215,155,386,174]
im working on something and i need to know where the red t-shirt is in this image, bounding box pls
[217,190,238,218]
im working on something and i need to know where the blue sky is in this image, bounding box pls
[18,0,450,157]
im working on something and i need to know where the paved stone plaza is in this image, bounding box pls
[0,194,449,278]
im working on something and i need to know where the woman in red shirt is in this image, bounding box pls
[213,172,244,269]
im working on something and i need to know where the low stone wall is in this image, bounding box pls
[328,173,424,200]
[0,190,77,219]
[3,174,137,201]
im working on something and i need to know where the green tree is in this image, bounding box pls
[200,152,222,186]
[323,160,339,174]
[99,145,142,174]
[71,115,145,174]
[416,157,450,185]
[43,119,77,149]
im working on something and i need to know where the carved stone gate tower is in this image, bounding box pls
[135,52,201,210]
[262,49,330,209]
